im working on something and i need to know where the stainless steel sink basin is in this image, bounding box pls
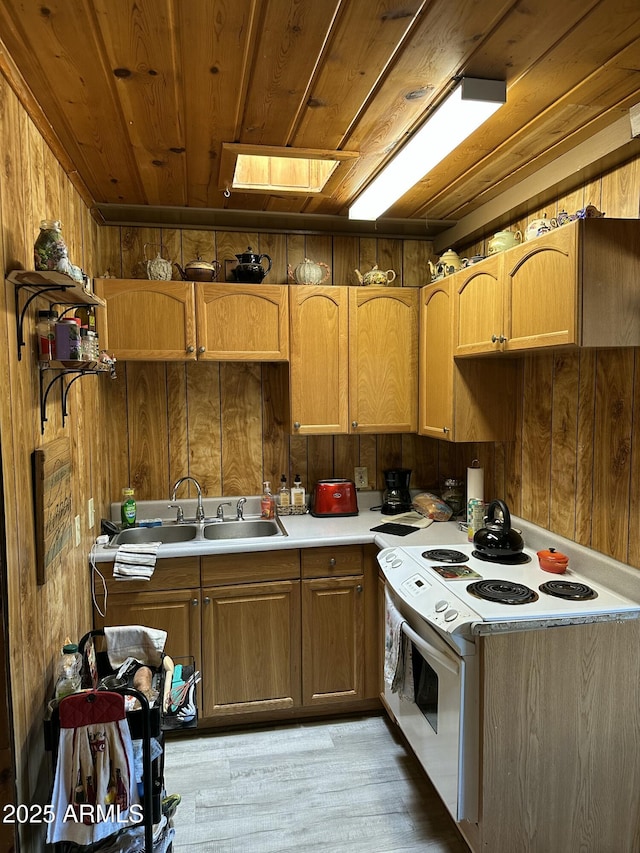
[108,525,198,546]
[106,517,286,548]
[203,519,283,540]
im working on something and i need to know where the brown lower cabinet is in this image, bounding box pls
[95,544,380,724]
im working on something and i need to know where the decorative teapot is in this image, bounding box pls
[288,257,331,285]
[231,246,272,284]
[354,264,397,286]
[428,249,465,280]
[144,243,172,281]
[174,254,221,282]
[524,215,558,241]
[487,230,522,255]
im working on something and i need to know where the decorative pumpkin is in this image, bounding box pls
[288,257,331,285]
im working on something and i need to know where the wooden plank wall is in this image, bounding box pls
[0,74,101,851]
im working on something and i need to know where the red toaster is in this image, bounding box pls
[310,479,359,517]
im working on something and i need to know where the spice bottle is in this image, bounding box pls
[121,487,137,528]
[37,309,58,362]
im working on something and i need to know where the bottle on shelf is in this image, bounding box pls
[121,487,137,528]
[291,474,305,508]
[278,474,290,509]
[36,309,58,363]
[54,639,83,700]
[261,481,276,519]
[55,317,82,361]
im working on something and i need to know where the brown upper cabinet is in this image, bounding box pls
[418,280,517,441]
[94,280,289,361]
[453,219,640,356]
[289,285,418,434]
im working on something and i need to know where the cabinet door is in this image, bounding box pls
[95,279,197,360]
[418,281,454,439]
[289,286,349,434]
[302,576,364,705]
[94,587,201,666]
[201,580,301,716]
[348,287,418,433]
[504,225,578,351]
[195,283,289,360]
[419,282,518,442]
[453,257,504,355]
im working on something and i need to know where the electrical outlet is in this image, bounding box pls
[88,498,95,529]
[354,466,368,489]
[74,514,81,547]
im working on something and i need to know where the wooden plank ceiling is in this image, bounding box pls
[0,0,638,231]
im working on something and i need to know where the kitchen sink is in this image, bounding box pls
[107,525,199,546]
[203,519,283,540]
[106,517,286,547]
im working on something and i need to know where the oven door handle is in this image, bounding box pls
[401,620,461,676]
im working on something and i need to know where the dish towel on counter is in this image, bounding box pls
[384,589,414,701]
[113,542,161,581]
[104,625,167,669]
[46,691,139,846]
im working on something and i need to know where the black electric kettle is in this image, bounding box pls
[473,499,524,558]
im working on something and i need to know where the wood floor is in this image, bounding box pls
[163,713,469,852]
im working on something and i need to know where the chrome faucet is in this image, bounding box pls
[236,497,247,520]
[170,476,205,522]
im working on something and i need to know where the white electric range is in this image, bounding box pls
[378,541,640,824]
[379,542,640,649]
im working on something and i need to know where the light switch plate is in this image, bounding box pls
[74,514,81,547]
[354,466,368,489]
[88,498,95,529]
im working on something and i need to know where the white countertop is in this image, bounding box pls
[95,491,467,562]
[94,492,640,604]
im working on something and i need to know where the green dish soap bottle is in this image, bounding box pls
[121,487,137,528]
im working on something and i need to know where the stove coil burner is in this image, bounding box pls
[467,579,539,605]
[471,550,531,565]
[422,548,468,564]
[539,580,597,601]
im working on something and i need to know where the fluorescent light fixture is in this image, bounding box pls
[348,77,506,221]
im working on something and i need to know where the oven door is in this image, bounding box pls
[384,609,478,822]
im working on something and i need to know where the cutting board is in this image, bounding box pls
[32,437,73,585]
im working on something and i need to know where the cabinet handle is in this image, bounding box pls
[293,421,301,430]
[198,346,206,354]
[191,598,199,606]
[442,426,449,434]
[329,558,336,567]
[356,584,363,593]
[186,345,195,353]
[491,334,508,344]
[351,420,358,429]
[203,596,211,604]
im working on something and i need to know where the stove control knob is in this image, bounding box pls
[444,609,459,622]
[384,552,397,562]
[435,600,448,612]
[391,559,403,568]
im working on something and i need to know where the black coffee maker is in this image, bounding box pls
[382,468,412,515]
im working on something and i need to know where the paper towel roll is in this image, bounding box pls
[467,461,484,502]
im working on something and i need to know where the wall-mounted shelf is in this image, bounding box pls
[7,269,114,431]
[39,361,115,434]
[8,269,106,360]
